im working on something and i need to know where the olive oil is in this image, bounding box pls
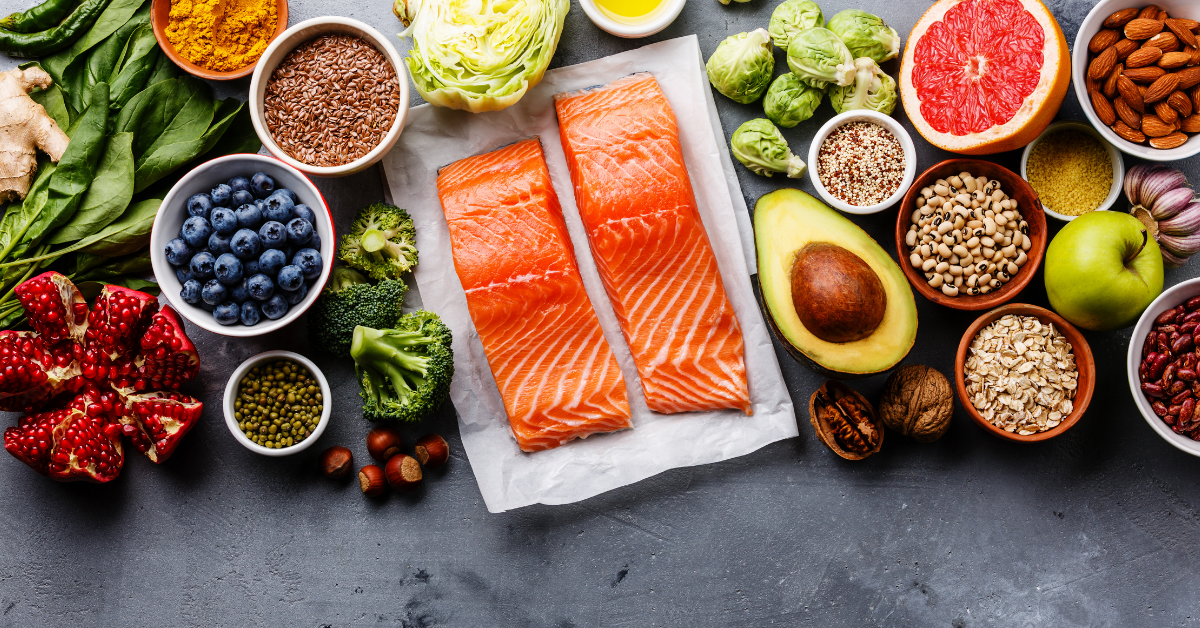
[593,0,665,23]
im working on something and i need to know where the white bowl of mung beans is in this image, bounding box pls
[1020,121,1125,222]
[223,351,332,457]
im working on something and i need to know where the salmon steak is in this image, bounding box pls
[554,74,752,415]
[437,139,633,452]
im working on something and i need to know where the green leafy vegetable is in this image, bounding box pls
[830,57,897,115]
[310,267,409,358]
[786,26,854,88]
[730,118,806,178]
[338,203,418,281]
[108,23,158,109]
[706,29,774,105]
[351,311,454,422]
[48,131,133,244]
[769,0,824,50]
[826,9,899,64]
[42,0,148,81]
[115,75,215,192]
[763,73,824,128]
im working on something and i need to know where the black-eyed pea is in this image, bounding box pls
[983,217,997,235]
[982,247,995,258]
[910,253,922,268]
[929,273,944,288]
[966,286,980,296]
[953,216,965,229]
[1006,261,1018,275]
[1020,236,1031,252]
[934,184,949,196]
[966,274,979,288]
[922,258,937,272]
[966,236,980,248]
[1009,199,1018,210]
[921,187,934,199]
[1012,231,1024,248]
[950,264,964,276]
[949,175,964,188]
[979,284,992,294]
[935,261,950,274]
[953,244,969,258]
[1001,244,1017,257]
[937,243,953,258]
[906,230,918,247]
[911,210,923,223]
[942,284,959,297]
[979,273,992,285]
[916,196,926,208]
[937,221,954,235]
[953,232,963,245]
[991,189,1004,202]
[929,196,944,208]
[943,272,953,284]
[1000,235,1011,247]
[975,261,988,274]
[995,214,1008,227]
[954,275,963,288]
[1015,251,1028,267]
[955,194,971,206]
[997,270,1011,282]
[990,279,1003,290]
[964,177,977,193]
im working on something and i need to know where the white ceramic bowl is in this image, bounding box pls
[249,16,409,177]
[1019,121,1125,222]
[1073,0,1200,162]
[579,0,685,38]
[1127,277,1200,457]
[223,351,332,457]
[150,154,335,337]
[807,109,918,215]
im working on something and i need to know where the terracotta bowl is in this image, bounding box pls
[954,304,1096,443]
[150,0,289,80]
[895,159,1048,311]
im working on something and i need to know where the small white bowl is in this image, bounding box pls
[1128,277,1200,457]
[579,0,685,38]
[807,109,917,215]
[150,153,335,337]
[249,16,409,177]
[1073,0,1200,162]
[223,351,332,457]
[1020,121,1125,222]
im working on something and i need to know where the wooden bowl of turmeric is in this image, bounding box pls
[150,0,288,81]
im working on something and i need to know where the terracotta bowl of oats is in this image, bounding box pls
[955,303,1096,443]
[248,16,408,177]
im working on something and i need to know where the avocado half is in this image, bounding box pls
[754,189,917,378]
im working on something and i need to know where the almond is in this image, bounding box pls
[1125,66,1167,84]
[1166,18,1199,47]
[1156,99,1180,124]
[1115,97,1143,128]
[1150,132,1189,149]
[1090,29,1121,54]
[1159,51,1192,69]
[1119,75,1145,112]
[1179,66,1200,90]
[1126,46,1163,68]
[1091,89,1118,125]
[1113,121,1148,143]
[1143,114,1175,137]
[1089,46,1118,79]
[1144,32,1180,52]
[1172,18,1200,30]
[1156,9,1170,22]
[1191,45,1200,65]
[1170,90,1195,117]
[1146,73,1181,103]
[1105,7,1140,28]
[1138,5,1162,21]
[1194,85,1200,113]
[1115,38,1140,59]
[1105,63,1124,98]
[1182,114,1200,133]
[1126,18,1166,40]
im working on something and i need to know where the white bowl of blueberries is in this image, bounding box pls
[150,154,334,337]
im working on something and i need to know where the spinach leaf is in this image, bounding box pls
[75,197,159,257]
[47,131,133,245]
[42,0,150,84]
[62,5,148,114]
[0,161,56,262]
[64,249,152,279]
[145,49,179,87]
[108,23,157,110]
[116,76,214,192]
[134,99,259,202]
[24,66,71,130]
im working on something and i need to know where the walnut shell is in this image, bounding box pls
[809,381,883,460]
[879,365,954,442]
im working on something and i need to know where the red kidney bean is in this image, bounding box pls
[1159,334,1172,354]
[1143,382,1165,397]
[1191,381,1200,396]
[1183,322,1198,334]
[1185,311,1200,324]
[1165,325,1181,336]
[1174,334,1194,354]
[1187,296,1200,311]
[1164,363,1177,385]
[1181,398,1195,422]
[1154,401,1170,416]
[1171,381,1188,395]
[1165,414,1178,426]
[1152,354,1170,379]
[1173,390,1192,404]
[1170,405,1183,416]
[1178,368,1198,382]
[1159,309,1180,325]
[1184,353,1198,369]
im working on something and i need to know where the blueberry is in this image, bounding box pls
[190,251,216,280]
[230,229,262,260]
[308,232,321,253]
[240,301,261,326]
[214,253,244,286]
[231,189,255,208]
[285,218,313,247]
[228,176,251,193]
[180,216,212,249]
[230,279,251,303]
[186,193,213,219]
[276,265,303,291]
[291,204,316,225]
[258,248,286,276]
[262,294,289,320]
[208,232,232,255]
[284,282,308,305]
[250,172,275,199]
[259,221,287,250]
[262,192,294,222]
[292,248,323,279]
[254,198,266,210]
[210,183,232,206]
[275,188,298,203]
[165,238,192,265]
[247,273,275,301]
[201,279,228,306]
[179,279,202,304]
[175,267,194,284]
[213,302,240,325]
[243,259,261,277]
[235,203,262,230]
[210,208,238,235]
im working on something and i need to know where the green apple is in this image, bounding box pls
[1045,211,1163,331]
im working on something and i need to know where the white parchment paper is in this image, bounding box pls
[381,35,796,513]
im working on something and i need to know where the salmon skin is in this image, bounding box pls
[437,139,633,452]
[554,74,752,415]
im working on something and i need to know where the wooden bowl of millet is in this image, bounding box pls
[895,159,1048,311]
[150,0,289,80]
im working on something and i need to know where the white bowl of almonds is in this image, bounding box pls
[1074,0,1200,161]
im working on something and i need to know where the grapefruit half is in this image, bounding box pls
[899,0,1069,155]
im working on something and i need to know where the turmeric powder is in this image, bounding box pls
[164,0,278,72]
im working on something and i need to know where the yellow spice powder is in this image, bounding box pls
[1025,129,1113,217]
[165,0,277,72]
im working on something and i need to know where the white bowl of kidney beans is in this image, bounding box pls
[1129,277,1200,456]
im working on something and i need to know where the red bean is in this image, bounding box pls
[1179,368,1198,382]
[1182,398,1195,423]
[1159,334,1172,354]
[1175,335,1195,354]
[1184,322,1198,335]
[1172,381,1189,395]
[1151,354,1170,379]
[1185,310,1200,324]
[1170,405,1182,416]
[1154,401,1170,416]
[1144,382,1165,397]
[1164,363,1177,385]
[1158,309,1179,325]
[1164,412,1177,425]
[1187,296,1200,311]
[1173,390,1192,404]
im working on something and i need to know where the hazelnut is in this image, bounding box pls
[318,446,353,479]
[384,454,423,492]
[358,465,386,496]
[413,434,449,468]
[366,426,403,462]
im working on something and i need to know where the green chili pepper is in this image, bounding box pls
[0,0,81,34]
[0,0,113,58]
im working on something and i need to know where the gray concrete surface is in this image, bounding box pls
[1,0,1198,625]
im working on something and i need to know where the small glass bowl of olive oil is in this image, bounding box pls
[580,0,685,37]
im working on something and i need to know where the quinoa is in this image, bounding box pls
[816,121,906,207]
[1025,129,1112,217]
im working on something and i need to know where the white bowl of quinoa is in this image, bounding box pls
[248,16,409,177]
[807,110,917,216]
[1020,121,1124,222]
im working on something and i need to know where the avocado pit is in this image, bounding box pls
[790,242,887,344]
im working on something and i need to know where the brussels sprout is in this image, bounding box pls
[706,29,775,104]
[763,73,824,128]
[830,57,898,115]
[786,27,855,88]
[730,118,806,178]
[768,0,824,49]
[826,9,900,63]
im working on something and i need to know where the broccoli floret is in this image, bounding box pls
[308,266,408,358]
[351,310,454,422]
[337,203,419,281]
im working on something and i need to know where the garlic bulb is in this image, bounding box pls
[1127,164,1199,268]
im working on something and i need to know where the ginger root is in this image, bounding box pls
[0,67,70,204]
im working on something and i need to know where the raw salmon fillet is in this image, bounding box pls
[554,74,752,415]
[437,139,633,452]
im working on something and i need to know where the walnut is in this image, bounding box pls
[809,381,883,460]
[879,365,954,442]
